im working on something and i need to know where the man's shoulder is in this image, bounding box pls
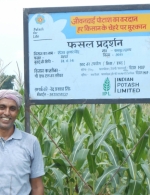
[16,128,38,143]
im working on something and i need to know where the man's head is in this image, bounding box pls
[0,89,22,108]
[0,90,22,131]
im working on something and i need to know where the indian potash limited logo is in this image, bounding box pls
[35,15,45,24]
[102,77,111,96]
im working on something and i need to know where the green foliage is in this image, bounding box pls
[0,73,15,89]
[16,102,150,195]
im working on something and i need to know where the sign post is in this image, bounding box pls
[24,4,150,132]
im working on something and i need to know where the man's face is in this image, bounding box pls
[0,98,19,131]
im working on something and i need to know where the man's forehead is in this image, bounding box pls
[0,98,18,107]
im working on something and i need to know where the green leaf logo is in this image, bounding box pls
[103,77,110,91]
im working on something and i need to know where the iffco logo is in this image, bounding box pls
[102,77,111,96]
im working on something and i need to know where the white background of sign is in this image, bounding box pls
[0,0,150,79]
[28,9,150,100]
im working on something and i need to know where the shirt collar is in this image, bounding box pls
[7,126,22,140]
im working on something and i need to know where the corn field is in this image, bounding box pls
[15,86,150,195]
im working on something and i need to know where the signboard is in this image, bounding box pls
[24,4,150,104]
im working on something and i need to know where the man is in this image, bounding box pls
[0,89,45,195]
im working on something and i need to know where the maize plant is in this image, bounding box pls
[16,90,150,195]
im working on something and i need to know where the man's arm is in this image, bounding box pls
[30,177,44,195]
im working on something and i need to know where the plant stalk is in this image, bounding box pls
[30,109,95,195]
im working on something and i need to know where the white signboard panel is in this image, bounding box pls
[26,6,150,102]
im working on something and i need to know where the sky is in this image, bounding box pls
[0,0,150,79]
